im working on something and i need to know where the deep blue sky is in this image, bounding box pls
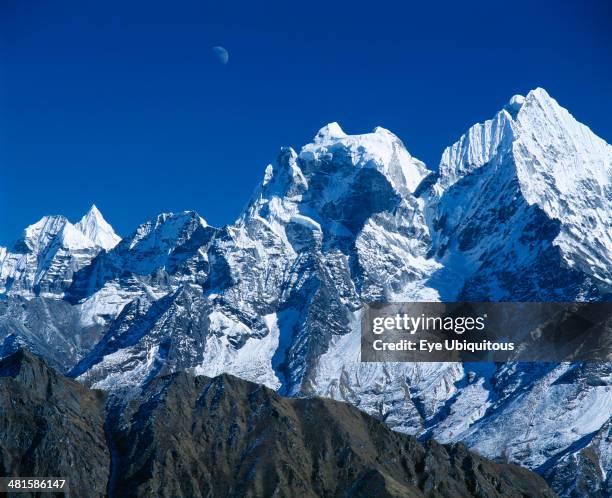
[1,0,610,244]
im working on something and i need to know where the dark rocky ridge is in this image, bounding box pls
[0,351,556,498]
[0,350,109,497]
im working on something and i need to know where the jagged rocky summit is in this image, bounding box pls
[0,88,611,497]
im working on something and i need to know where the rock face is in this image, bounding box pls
[0,350,109,497]
[0,295,104,372]
[0,351,556,498]
[111,369,557,498]
[0,88,610,497]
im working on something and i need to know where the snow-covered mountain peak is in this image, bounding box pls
[16,207,119,255]
[125,210,208,252]
[314,122,347,143]
[20,215,75,253]
[0,214,106,297]
[25,215,99,253]
[437,107,516,190]
[75,204,121,250]
[432,87,612,292]
[261,147,306,196]
[300,124,429,194]
[522,86,555,108]
[88,204,102,216]
[436,87,611,192]
[309,123,426,186]
[512,88,612,287]
[242,125,431,244]
[372,125,399,138]
[262,147,305,191]
[514,87,611,192]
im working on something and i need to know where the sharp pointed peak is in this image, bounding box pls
[498,88,557,120]
[511,87,565,118]
[75,203,121,250]
[87,203,102,215]
[81,203,106,221]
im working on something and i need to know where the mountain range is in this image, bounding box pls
[0,88,610,497]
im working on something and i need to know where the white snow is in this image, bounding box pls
[192,311,281,389]
[302,122,429,194]
[314,122,348,142]
[75,204,121,250]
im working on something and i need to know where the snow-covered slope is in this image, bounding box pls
[513,89,612,289]
[75,205,121,250]
[1,89,611,497]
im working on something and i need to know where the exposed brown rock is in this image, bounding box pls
[112,372,557,498]
[0,352,557,498]
[0,350,109,497]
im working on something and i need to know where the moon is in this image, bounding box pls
[212,46,229,65]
